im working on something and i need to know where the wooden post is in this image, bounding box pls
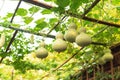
[93,68,96,80]
[86,71,89,80]
[110,61,114,80]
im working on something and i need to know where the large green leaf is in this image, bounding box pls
[29,6,40,14]
[49,18,58,24]
[56,0,70,8]
[35,18,45,24]
[17,8,28,16]
[41,9,52,14]
[51,6,65,13]
[23,17,33,24]
[70,0,82,11]
[34,21,48,31]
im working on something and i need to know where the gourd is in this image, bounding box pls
[77,27,86,34]
[0,33,5,48]
[97,49,113,65]
[97,57,106,65]
[75,28,92,47]
[30,34,34,44]
[52,32,67,52]
[64,23,78,43]
[68,22,77,29]
[102,49,113,62]
[35,41,48,59]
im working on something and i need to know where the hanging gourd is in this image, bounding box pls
[102,48,113,62]
[97,57,106,65]
[77,27,86,34]
[35,41,48,59]
[75,27,92,47]
[64,22,78,43]
[0,33,5,48]
[52,32,67,52]
[30,34,34,44]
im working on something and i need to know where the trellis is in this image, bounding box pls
[0,0,120,79]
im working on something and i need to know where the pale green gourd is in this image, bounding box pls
[78,27,86,34]
[102,49,113,62]
[64,28,78,43]
[52,32,67,52]
[35,41,48,59]
[75,32,92,47]
[97,57,106,65]
[68,22,77,29]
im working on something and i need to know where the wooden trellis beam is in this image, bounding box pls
[23,0,120,28]
[0,26,107,46]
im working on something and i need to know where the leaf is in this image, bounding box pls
[6,13,13,18]
[29,6,40,14]
[23,17,33,24]
[0,21,11,27]
[44,0,51,2]
[35,18,45,24]
[17,8,28,16]
[56,0,70,8]
[41,9,52,14]
[49,18,58,24]
[11,23,20,27]
[51,7,65,13]
[34,21,48,31]
[70,0,82,11]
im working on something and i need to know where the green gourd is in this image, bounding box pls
[78,27,86,34]
[97,57,106,65]
[68,22,77,29]
[64,24,78,42]
[35,41,48,59]
[52,32,67,52]
[75,32,92,47]
[102,49,113,62]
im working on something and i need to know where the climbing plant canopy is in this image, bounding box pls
[0,0,120,79]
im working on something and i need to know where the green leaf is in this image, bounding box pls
[0,21,11,27]
[35,18,45,24]
[23,17,33,24]
[34,21,48,31]
[6,13,13,18]
[11,23,20,27]
[29,6,40,14]
[52,7,65,13]
[49,18,58,24]
[112,0,120,5]
[70,0,82,11]
[44,0,51,2]
[41,9,52,14]
[17,8,28,16]
[56,0,70,8]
